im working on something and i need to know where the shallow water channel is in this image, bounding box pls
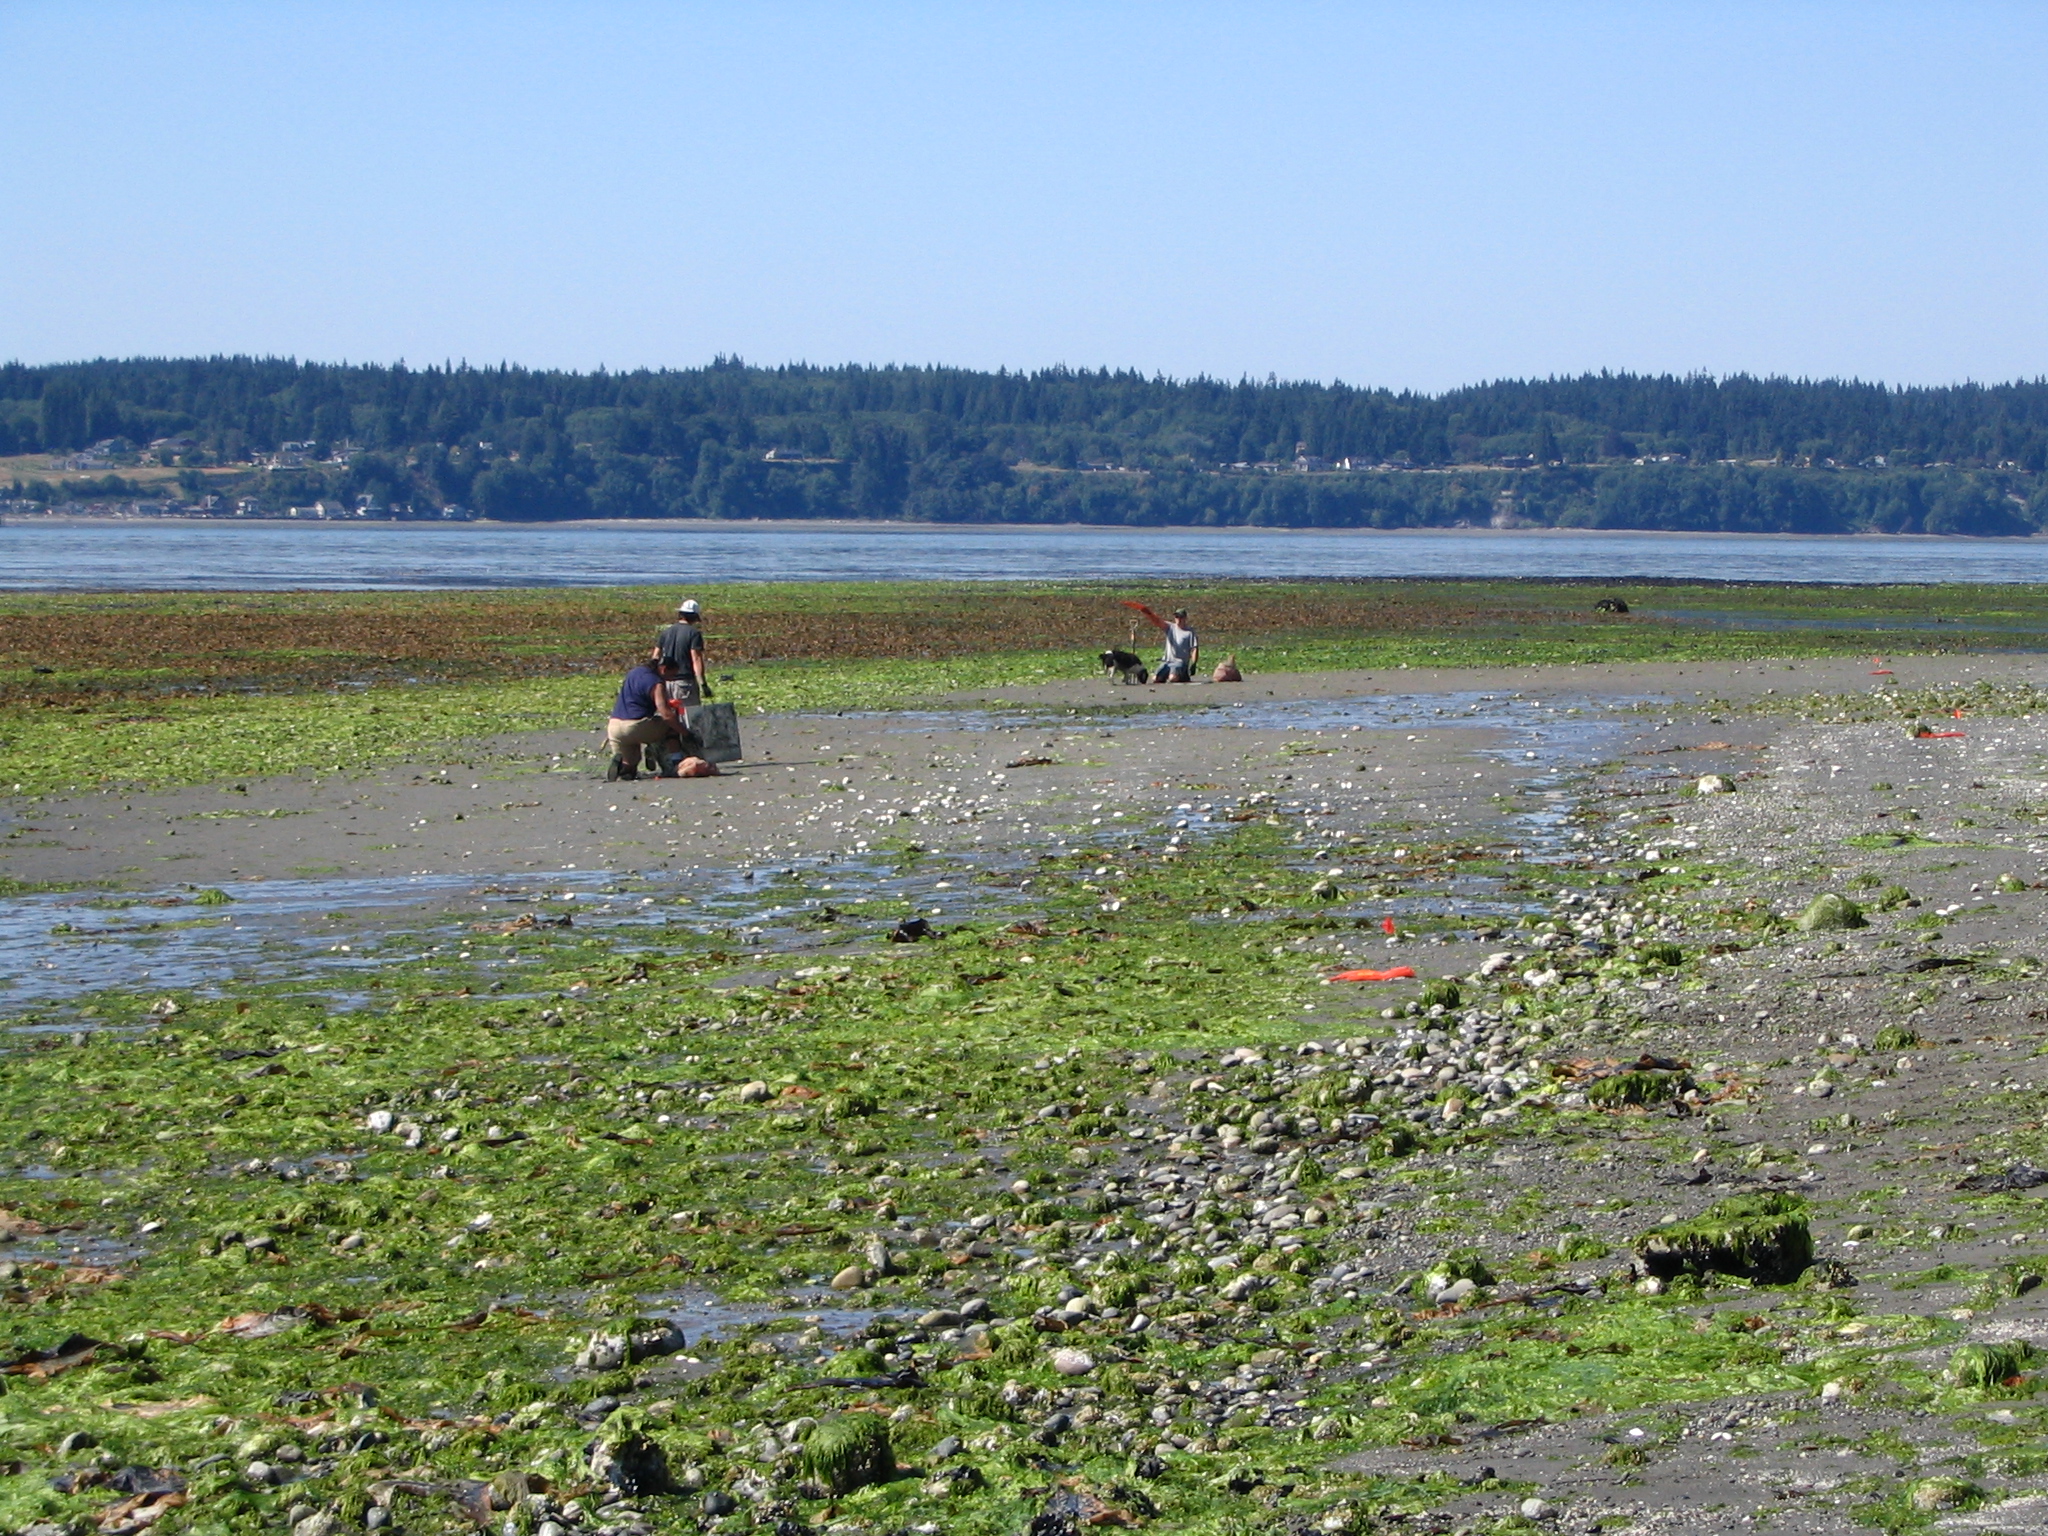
[4,691,1658,1023]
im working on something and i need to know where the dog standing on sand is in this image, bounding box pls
[1099,647,1148,684]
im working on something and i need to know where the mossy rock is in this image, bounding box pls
[1094,1273,1144,1309]
[1587,1068,1688,1107]
[1636,941,1684,968]
[1872,1023,1921,1051]
[1373,1126,1419,1159]
[1414,1247,1495,1299]
[828,1345,889,1376]
[1635,1192,1813,1283]
[1869,884,1918,912]
[1996,873,2030,893]
[827,1091,879,1119]
[1419,978,1461,1010]
[800,1413,894,1494]
[1556,1233,1610,1262]
[1947,1341,2036,1392]
[1794,893,1866,932]
[1908,1476,1981,1512]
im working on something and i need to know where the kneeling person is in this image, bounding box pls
[606,655,686,781]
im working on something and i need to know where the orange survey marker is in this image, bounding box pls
[1331,966,1417,982]
[1382,916,1398,934]
[1870,655,1893,675]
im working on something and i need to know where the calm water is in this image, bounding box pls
[5,519,2048,588]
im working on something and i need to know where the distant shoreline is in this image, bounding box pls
[5,514,2044,544]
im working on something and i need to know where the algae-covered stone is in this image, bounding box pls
[1908,1477,1979,1512]
[1416,1248,1495,1302]
[1587,1068,1688,1108]
[800,1414,893,1495]
[1996,873,2029,893]
[1794,894,1866,933]
[1636,1192,1813,1283]
[1696,774,1735,795]
[588,1421,675,1496]
[1872,1022,1921,1050]
[1636,941,1684,968]
[1419,978,1461,1010]
[1947,1341,2036,1391]
[1556,1233,1610,1262]
[1869,884,1917,912]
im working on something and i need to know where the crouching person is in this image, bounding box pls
[606,655,688,781]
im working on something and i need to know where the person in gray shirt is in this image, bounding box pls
[1153,608,1199,683]
[654,598,711,709]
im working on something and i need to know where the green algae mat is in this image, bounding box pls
[0,816,2023,1536]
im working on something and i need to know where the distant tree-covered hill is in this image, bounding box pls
[4,356,2047,534]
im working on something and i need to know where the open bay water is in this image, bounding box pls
[6,519,2048,588]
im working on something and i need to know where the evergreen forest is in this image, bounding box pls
[6,357,2048,535]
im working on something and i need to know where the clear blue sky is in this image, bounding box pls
[5,2,2046,392]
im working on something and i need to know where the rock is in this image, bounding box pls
[245,1462,278,1486]
[575,1333,628,1372]
[917,1309,961,1329]
[861,1236,895,1273]
[1416,1249,1495,1303]
[1909,1477,1978,1512]
[1819,1380,1844,1401]
[56,1431,97,1454]
[1794,893,1866,933]
[1309,878,1341,900]
[293,1514,339,1536]
[1050,1348,1096,1376]
[736,1081,772,1104]
[1220,1273,1269,1303]
[799,1415,893,1495]
[1637,1192,1814,1283]
[829,1265,868,1290]
[365,1110,395,1134]
[1948,1341,2036,1390]
[1696,774,1735,795]
[1520,1496,1552,1519]
[1212,655,1243,682]
[589,1430,675,1496]
[701,1491,737,1517]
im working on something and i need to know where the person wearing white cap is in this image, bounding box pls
[654,598,710,711]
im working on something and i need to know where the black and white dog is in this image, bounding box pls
[1099,648,1148,685]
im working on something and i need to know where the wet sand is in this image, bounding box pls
[10,653,2039,893]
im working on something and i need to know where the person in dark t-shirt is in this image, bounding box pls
[654,598,710,710]
[605,656,684,781]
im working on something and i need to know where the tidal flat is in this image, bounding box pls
[5,594,2048,1536]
